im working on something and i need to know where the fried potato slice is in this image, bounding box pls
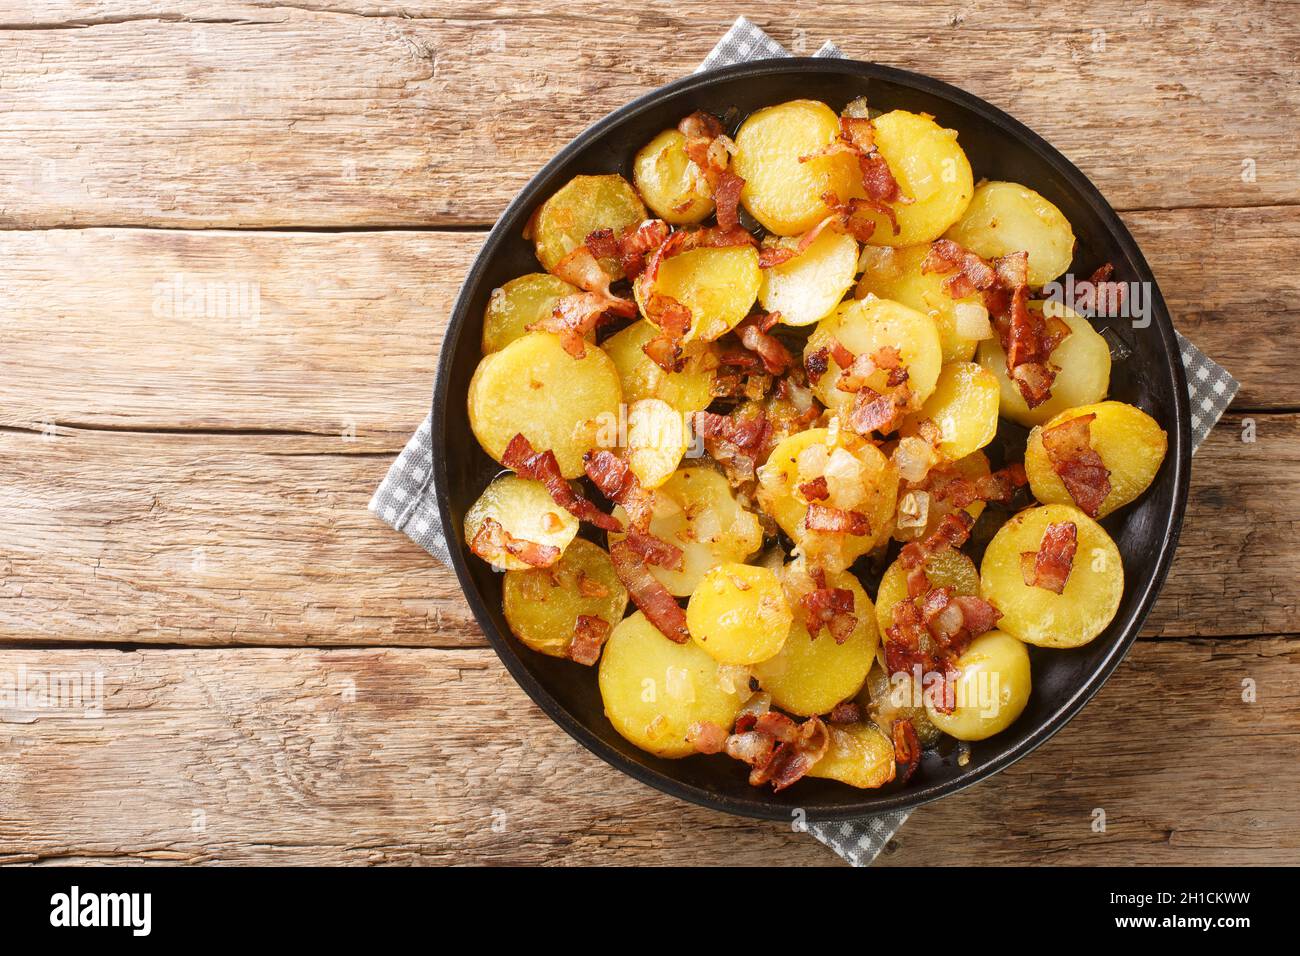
[633,128,715,225]
[634,244,761,342]
[503,539,628,657]
[687,563,792,666]
[1025,400,1168,518]
[976,301,1111,427]
[980,503,1123,648]
[855,110,975,247]
[464,474,579,571]
[925,631,1031,741]
[758,227,859,327]
[468,331,622,478]
[598,611,747,758]
[944,180,1075,287]
[732,99,860,235]
[532,173,647,278]
[481,272,580,354]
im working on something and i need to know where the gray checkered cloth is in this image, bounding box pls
[370,15,1239,867]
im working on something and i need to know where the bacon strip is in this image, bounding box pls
[624,528,684,572]
[798,475,830,501]
[584,218,671,280]
[1020,520,1078,594]
[804,502,872,536]
[728,713,830,792]
[686,720,728,755]
[800,586,857,644]
[925,461,1028,509]
[469,517,560,568]
[678,111,745,231]
[899,510,975,571]
[608,540,689,644]
[734,312,793,374]
[569,615,611,666]
[893,718,921,785]
[502,433,622,532]
[583,449,656,532]
[1040,413,1111,517]
[846,385,911,436]
[828,701,861,724]
[922,238,999,299]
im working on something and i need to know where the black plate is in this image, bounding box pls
[431,58,1192,822]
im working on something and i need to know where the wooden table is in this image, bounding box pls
[1,1,1297,866]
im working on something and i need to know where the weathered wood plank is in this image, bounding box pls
[2,2,1296,228]
[0,638,1293,866]
[0,210,1291,448]
[0,413,1294,646]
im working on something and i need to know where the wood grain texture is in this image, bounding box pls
[0,210,1293,442]
[0,413,1294,646]
[0,638,1294,866]
[2,1,1296,228]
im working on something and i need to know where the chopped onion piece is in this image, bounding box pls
[795,442,831,483]
[894,435,939,483]
[823,447,867,511]
[897,490,931,530]
[954,301,994,340]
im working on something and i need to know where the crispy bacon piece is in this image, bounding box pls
[693,410,767,450]
[893,718,922,785]
[899,510,975,571]
[624,528,684,572]
[1020,520,1078,594]
[526,292,611,358]
[922,238,999,299]
[569,615,611,666]
[798,476,830,501]
[804,502,872,536]
[550,245,634,310]
[800,116,907,233]
[846,385,910,436]
[678,111,745,230]
[1074,262,1127,317]
[800,585,857,644]
[734,312,793,374]
[582,449,656,532]
[713,170,745,231]
[803,347,830,386]
[925,461,1028,509]
[1040,413,1112,517]
[584,218,671,280]
[732,714,830,792]
[687,720,729,755]
[756,209,850,268]
[502,434,622,533]
[694,408,772,487]
[469,517,560,568]
[828,701,861,724]
[609,540,689,644]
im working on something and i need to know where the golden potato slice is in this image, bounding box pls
[806,296,943,415]
[732,99,860,235]
[602,319,717,413]
[977,301,1111,427]
[855,110,974,247]
[481,272,579,354]
[634,244,761,342]
[981,503,1123,648]
[626,398,691,489]
[532,174,648,278]
[756,428,899,571]
[944,181,1075,287]
[925,630,1031,741]
[900,361,1000,462]
[598,610,747,758]
[875,547,980,639]
[468,331,622,478]
[853,243,987,363]
[633,128,714,225]
[758,228,859,327]
[751,567,878,716]
[503,539,628,657]
[1025,401,1168,518]
[807,722,896,789]
[609,467,763,597]
[687,563,792,665]
[463,474,578,571]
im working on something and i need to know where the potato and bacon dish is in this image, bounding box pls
[465,98,1168,793]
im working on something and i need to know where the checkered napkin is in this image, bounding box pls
[370,15,1239,867]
